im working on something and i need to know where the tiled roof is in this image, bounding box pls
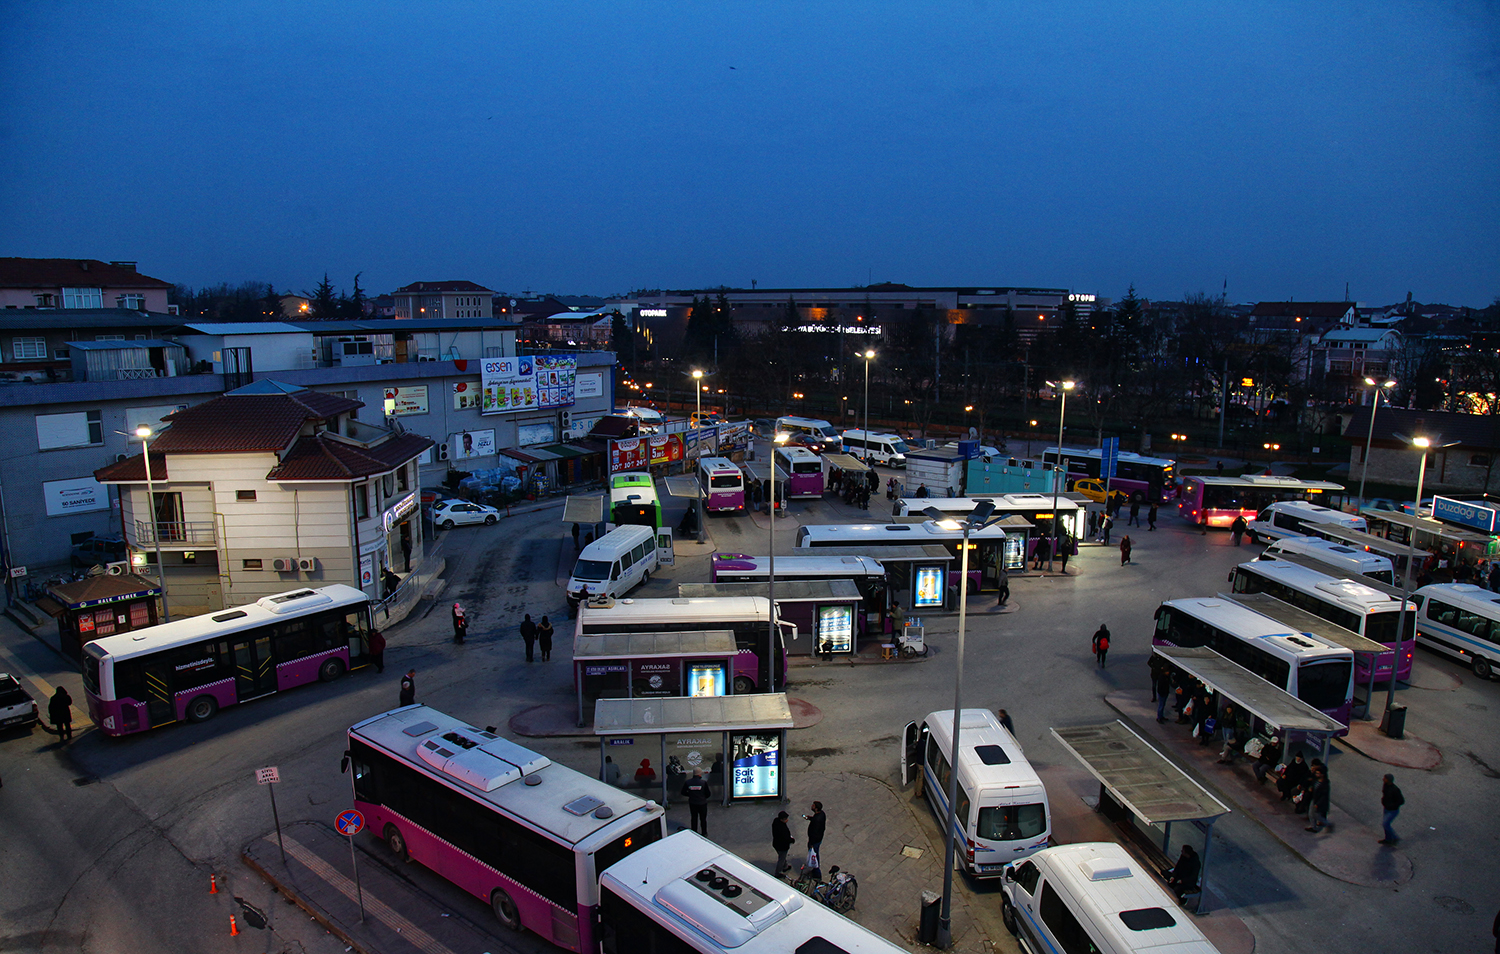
[48,573,161,607]
[149,389,363,453]
[0,258,173,289]
[93,453,169,483]
[393,280,494,294]
[267,433,433,481]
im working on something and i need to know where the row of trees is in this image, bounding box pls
[170,273,369,321]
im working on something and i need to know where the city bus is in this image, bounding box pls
[710,552,888,627]
[1308,524,1418,583]
[1260,535,1396,585]
[1177,475,1344,529]
[82,585,372,736]
[773,445,826,498]
[1227,559,1415,682]
[774,416,843,453]
[697,457,745,513]
[345,706,667,950]
[1411,583,1500,679]
[610,472,662,528]
[893,494,1085,571]
[1153,597,1354,728]
[1040,446,1177,503]
[576,596,790,695]
[796,521,1008,598]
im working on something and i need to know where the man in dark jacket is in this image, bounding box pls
[399,669,416,707]
[1379,773,1405,844]
[771,811,795,875]
[805,801,827,868]
[1279,752,1310,802]
[519,614,537,662]
[1306,767,1332,832]
[1165,844,1199,899]
[681,768,712,835]
[49,686,73,742]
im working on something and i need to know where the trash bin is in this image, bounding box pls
[1381,703,1407,739]
[918,890,941,945]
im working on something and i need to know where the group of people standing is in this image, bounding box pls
[829,468,877,509]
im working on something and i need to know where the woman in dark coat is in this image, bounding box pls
[537,616,554,662]
[49,686,73,742]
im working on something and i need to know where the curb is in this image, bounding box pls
[241,841,368,954]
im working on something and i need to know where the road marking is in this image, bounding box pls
[273,833,455,954]
[0,638,91,726]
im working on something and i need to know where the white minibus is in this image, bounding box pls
[1247,500,1366,544]
[1412,582,1500,679]
[567,524,661,609]
[901,709,1050,876]
[1002,842,1221,954]
[841,429,909,467]
[775,416,843,453]
[1260,535,1395,585]
[623,406,664,434]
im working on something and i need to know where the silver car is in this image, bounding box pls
[430,499,501,529]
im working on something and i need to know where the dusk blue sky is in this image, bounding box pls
[3,2,1497,306]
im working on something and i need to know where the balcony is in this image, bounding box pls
[132,520,217,548]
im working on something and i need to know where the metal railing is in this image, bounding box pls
[132,520,217,546]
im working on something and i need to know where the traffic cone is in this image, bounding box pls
[229,916,239,937]
[209,874,218,894]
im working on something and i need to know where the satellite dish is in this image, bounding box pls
[968,426,978,440]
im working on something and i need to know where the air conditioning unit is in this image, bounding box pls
[437,444,451,461]
[271,557,296,572]
[105,561,129,576]
[296,556,317,572]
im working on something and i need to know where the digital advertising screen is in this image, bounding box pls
[914,565,946,608]
[687,663,726,697]
[817,604,854,654]
[730,732,781,799]
[632,660,679,698]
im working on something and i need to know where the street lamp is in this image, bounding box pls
[862,350,876,462]
[1048,381,1075,573]
[135,426,172,622]
[767,432,789,694]
[923,499,1000,950]
[691,370,706,542]
[1358,377,1397,509]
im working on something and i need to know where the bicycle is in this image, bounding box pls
[793,864,858,913]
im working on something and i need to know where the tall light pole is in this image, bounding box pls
[1048,381,1075,573]
[925,500,999,950]
[767,432,788,694]
[691,369,706,542]
[862,350,875,462]
[1389,434,1455,734]
[1358,377,1396,510]
[135,426,172,622]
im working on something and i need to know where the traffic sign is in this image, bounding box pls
[336,810,365,837]
[1101,437,1120,480]
[256,766,280,785]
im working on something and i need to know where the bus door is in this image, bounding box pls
[142,662,177,726]
[901,720,921,787]
[232,635,277,700]
[975,541,1004,590]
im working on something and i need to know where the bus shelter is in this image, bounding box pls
[740,459,788,512]
[1224,591,1391,719]
[1315,524,1421,581]
[1360,508,1498,571]
[1051,722,1232,912]
[822,453,873,495]
[787,544,957,616]
[1153,645,1348,762]
[573,630,739,726]
[45,573,163,661]
[594,694,795,807]
[677,580,864,656]
[562,494,609,546]
[1261,549,1406,599]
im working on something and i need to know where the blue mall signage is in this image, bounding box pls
[1432,496,1498,534]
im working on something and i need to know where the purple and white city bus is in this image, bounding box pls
[773,445,826,498]
[82,585,372,736]
[344,705,666,950]
[697,456,746,513]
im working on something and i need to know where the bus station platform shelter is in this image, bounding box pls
[1051,721,1232,912]
[573,630,739,726]
[1153,646,1348,762]
[594,694,795,808]
[677,580,863,657]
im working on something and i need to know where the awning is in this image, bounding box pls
[1051,722,1231,827]
[740,459,787,483]
[677,580,863,602]
[594,693,795,735]
[1153,646,1347,735]
[563,495,608,524]
[538,443,591,459]
[574,630,739,660]
[663,475,700,499]
[822,453,871,474]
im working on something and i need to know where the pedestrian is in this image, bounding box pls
[1032,535,1051,570]
[1252,734,1282,785]
[451,602,467,644]
[1490,560,1500,593]
[1278,751,1310,802]
[1164,844,1199,900]
[1120,535,1132,565]
[1092,624,1111,668]
[572,522,581,551]
[367,628,386,673]
[1306,766,1331,832]
[1129,497,1141,527]
[772,810,795,875]
[996,564,1010,606]
[399,668,416,706]
[997,708,1015,735]
[1199,512,1209,535]
[537,615,554,661]
[634,758,657,790]
[891,599,906,636]
[520,613,537,662]
[382,567,401,599]
[603,755,621,786]
[1088,509,1100,541]
[681,768,712,835]
[1057,534,1071,574]
[1154,665,1173,723]
[1230,515,1247,546]
[804,801,826,870]
[48,686,73,742]
[1100,513,1113,546]
[916,484,929,498]
[1379,773,1404,844]
[400,529,412,573]
[1148,503,1158,531]
[1215,460,1224,476]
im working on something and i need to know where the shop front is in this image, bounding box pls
[45,574,163,661]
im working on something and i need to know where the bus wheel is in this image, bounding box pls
[1001,897,1019,935]
[733,676,754,694]
[186,695,218,723]
[491,888,521,930]
[384,824,409,861]
[319,658,346,682]
[1475,656,1493,680]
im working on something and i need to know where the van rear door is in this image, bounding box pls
[655,527,674,566]
[901,720,920,786]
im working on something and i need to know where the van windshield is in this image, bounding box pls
[976,803,1046,842]
[573,559,612,582]
[890,440,909,453]
[816,425,839,439]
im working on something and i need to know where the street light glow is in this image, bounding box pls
[135,425,152,439]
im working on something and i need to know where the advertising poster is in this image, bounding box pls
[359,554,374,588]
[610,438,648,474]
[684,426,718,460]
[383,385,429,417]
[481,356,578,414]
[817,604,854,654]
[648,434,685,467]
[718,421,752,454]
[452,380,483,410]
[730,732,781,799]
[914,565,946,608]
[453,429,497,460]
[687,662,726,697]
[533,354,578,408]
[632,659,680,698]
[43,476,108,517]
[576,371,604,398]
[666,735,717,782]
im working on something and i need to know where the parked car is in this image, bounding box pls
[0,673,39,732]
[429,500,502,529]
[71,533,127,569]
[785,433,831,454]
[1071,478,1130,507]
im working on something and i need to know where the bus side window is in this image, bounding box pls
[957,785,972,831]
[1039,881,1102,954]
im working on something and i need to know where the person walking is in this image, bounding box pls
[399,669,416,706]
[1120,535,1132,566]
[1032,535,1050,571]
[997,708,1015,735]
[520,613,537,662]
[1379,773,1404,844]
[368,628,386,673]
[603,755,621,786]
[1129,497,1141,527]
[996,564,1010,606]
[1092,624,1111,668]
[451,602,467,644]
[1100,513,1113,546]
[1154,664,1173,722]
[571,522,581,551]
[1306,766,1331,832]
[681,768,712,835]
[772,810,796,875]
[537,615,554,661]
[48,686,73,742]
[805,801,827,870]
[1148,503,1158,531]
[1230,515,1247,546]
[1057,534,1071,574]
[400,529,413,573]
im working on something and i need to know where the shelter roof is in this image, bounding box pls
[1153,646,1346,734]
[1050,722,1231,826]
[594,694,795,735]
[676,580,863,602]
[573,631,739,659]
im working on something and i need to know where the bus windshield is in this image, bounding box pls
[573,559,612,582]
[1298,661,1353,711]
[816,425,839,439]
[592,818,664,875]
[977,803,1047,841]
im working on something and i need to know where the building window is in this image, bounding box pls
[397,463,410,492]
[355,484,370,519]
[52,348,69,360]
[118,294,145,310]
[13,337,47,361]
[95,334,125,341]
[243,558,263,570]
[237,489,257,501]
[36,410,103,449]
[1470,454,1491,468]
[62,287,103,309]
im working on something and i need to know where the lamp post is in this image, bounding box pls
[924,500,999,950]
[862,350,876,462]
[1048,381,1075,573]
[767,432,789,694]
[135,426,172,623]
[1358,377,1396,510]
[1389,434,1455,734]
[691,369,706,542]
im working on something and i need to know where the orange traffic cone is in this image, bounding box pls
[229,916,239,937]
[210,874,218,894]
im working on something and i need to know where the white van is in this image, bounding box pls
[1247,500,1366,544]
[775,416,843,453]
[841,429,909,467]
[1260,535,1395,585]
[1002,842,1221,954]
[902,709,1050,876]
[566,524,661,609]
[622,406,663,434]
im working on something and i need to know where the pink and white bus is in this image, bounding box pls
[774,445,826,498]
[1177,475,1343,529]
[697,456,746,512]
[82,585,372,736]
[345,706,666,949]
